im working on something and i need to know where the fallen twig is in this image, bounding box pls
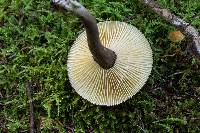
[0,42,4,49]
[140,0,200,59]
[167,71,184,78]
[27,83,36,133]
[0,91,3,98]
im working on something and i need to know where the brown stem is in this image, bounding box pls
[140,0,200,59]
[74,6,116,69]
[53,0,116,69]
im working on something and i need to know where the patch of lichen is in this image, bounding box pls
[0,0,199,132]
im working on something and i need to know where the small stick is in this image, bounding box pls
[140,0,200,59]
[27,83,36,133]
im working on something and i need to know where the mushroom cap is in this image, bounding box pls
[168,31,185,42]
[67,21,153,106]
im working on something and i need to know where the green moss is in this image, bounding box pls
[0,0,200,132]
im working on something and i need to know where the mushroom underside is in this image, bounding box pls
[67,21,153,106]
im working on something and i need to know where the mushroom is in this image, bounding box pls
[53,0,153,106]
[168,31,185,43]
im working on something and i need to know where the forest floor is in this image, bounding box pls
[0,0,200,132]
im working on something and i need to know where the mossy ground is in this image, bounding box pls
[0,0,200,132]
